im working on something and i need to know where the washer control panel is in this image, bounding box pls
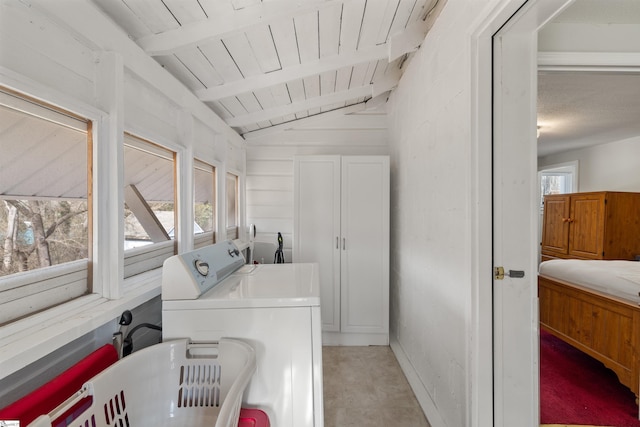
[162,240,245,300]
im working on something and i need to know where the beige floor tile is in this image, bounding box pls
[322,346,431,427]
[379,406,431,427]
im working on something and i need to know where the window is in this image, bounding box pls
[226,172,239,240]
[538,161,578,210]
[123,133,176,277]
[0,88,90,323]
[194,160,216,248]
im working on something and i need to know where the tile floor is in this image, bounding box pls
[322,345,431,427]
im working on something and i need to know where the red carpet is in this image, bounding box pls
[540,329,640,426]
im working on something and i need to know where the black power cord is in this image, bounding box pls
[122,323,162,357]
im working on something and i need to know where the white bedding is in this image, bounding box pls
[538,259,640,303]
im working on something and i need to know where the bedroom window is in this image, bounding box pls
[0,87,91,323]
[538,161,578,210]
[194,159,216,249]
[123,133,176,277]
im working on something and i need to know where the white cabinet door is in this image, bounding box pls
[340,157,389,334]
[294,156,341,331]
[294,155,389,341]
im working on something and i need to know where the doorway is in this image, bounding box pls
[479,0,574,425]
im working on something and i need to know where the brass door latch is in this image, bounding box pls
[494,266,525,280]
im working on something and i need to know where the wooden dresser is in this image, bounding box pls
[541,191,640,262]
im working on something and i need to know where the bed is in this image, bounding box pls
[538,259,640,402]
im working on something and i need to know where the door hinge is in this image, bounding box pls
[494,266,525,280]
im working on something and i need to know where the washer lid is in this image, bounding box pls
[162,240,245,300]
[162,263,320,309]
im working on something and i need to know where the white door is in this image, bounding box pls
[340,156,389,335]
[294,156,341,331]
[491,0,572,425]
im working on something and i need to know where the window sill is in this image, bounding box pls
[0,269,162,379]
[233,238,250,251]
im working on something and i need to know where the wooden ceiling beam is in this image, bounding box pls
[243,103,367,140]
[388,0,445,61]
[137,0,348,56]
[196,45,389,101]
[227,85,373,128]
[226,78,398,128]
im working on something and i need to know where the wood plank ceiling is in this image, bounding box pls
[91,0,444,137]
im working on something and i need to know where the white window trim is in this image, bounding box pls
[123,134,178,277]
[0,68,249,381]
[123,240,175,279]
[193,158,216,249]
[175,148,194,254]
[537,160,579,209]
[194,231,215,249]
[0,268,161,378]
[0,72,152,378]
[0,80,100,320]
[0,90,87,131]
[0,260,89,325]
[224,170,242,241]
[537,160,579,188]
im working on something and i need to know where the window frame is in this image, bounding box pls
[123,132,177,279]
[193,158,217,249]
[225,171,240,241]
[0,87,93,324]
[538,160,579,211]
[0,77,247,378]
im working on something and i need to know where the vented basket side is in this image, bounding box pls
[28,338,256,427]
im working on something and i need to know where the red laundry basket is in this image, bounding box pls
[238,408,270,427]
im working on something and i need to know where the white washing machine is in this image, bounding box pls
[161,240,324,427]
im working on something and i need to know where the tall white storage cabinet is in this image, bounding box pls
[294,156,389,345]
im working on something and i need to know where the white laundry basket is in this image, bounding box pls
[28,338,256,427]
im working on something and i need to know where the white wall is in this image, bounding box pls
[245,110,389,261]
[385,1,503,426]
[0,298,161,406]
[539,135,640,192]
[0,321,113,407]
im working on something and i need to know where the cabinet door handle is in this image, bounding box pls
[343,238,346,250]
[336,237,339,249]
